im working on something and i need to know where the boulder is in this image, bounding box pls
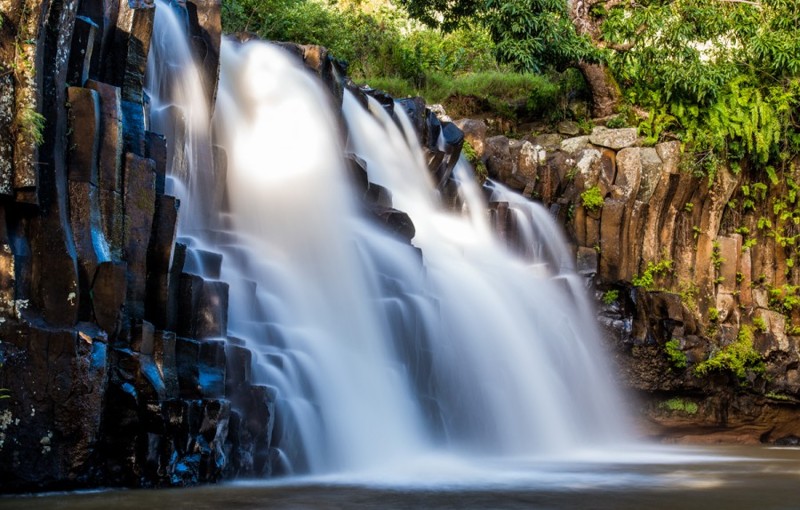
[454,118,487,158]
[484,136,512,181]
[561,135,590,155]
[557,120,581,136]
[589,127,638,150]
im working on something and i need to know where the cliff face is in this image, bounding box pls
[464,121,800,444]
[0,0,280,491]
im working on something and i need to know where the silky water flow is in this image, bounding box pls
[146,0,632,480]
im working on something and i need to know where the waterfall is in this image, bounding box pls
[147,0,631,478]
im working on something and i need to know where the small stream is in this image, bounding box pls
[4,445,799,509]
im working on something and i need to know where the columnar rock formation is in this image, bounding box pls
[0,0,277,491]
[465,120,800,443]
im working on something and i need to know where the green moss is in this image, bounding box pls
[659,397,698,415]
[753,316,768,333]
[580,186,604,212]
[694,325,765,381]
[664,338,688,369]
[708,307,720,322]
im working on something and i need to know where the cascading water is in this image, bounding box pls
[147,0,631,478]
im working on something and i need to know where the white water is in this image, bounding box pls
[147,0,631,478]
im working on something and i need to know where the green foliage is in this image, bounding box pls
[665,338,688,370]
[659,397,698,415]
[602,0,800,171]
[461,140,487,182]
[768,284,800,314]
[753,316,768,333]
[632,258,673,290]
[694,326,765,381]
[601,289,619,305]
[222,0,497,83]
[708,307,720,323]
[16,107,44,147]
[483,0,598,73]
[638,107,677,146]
[580,185,604,212]
[765,392,792,402]
[398,0,598,73]
[678,281,699,310]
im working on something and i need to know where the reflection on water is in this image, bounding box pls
[3,445,800,509]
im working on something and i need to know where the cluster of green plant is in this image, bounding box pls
[765,391,792,402]
[631,258,673,290]
[17,108,45,147]
[601,289,619,306]
[461,140,487,182]
[694,326,765,381]
[580,185,604,212]
[659,397,698,415]
[753,316,768,334]
[768,284,800,314]
[602,0,800,171]
[678,281,699,311]
[664,338,688,370]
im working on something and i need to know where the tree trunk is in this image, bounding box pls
[568,0,622,117]
[577,61,621,118]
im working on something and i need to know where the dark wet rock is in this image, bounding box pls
[774,435,800,446]
[484,136,512,181]
[86,80,123,193]
[366,183,392,208]
[145,132,168,195]
[186,0,222,114]
[395,97,426,139]
[146,195,179,329]
[345,153,369,197]
[123,152,156,321]
[69,180,109,320]
[176,274,229,339]
[67,16,99,87]
[367,205,416,242]
[0,324,108,491]
[175,337,226,399]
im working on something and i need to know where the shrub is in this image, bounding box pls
[659,397,698,415]
[664,338,688,369]
[601,289,619,305]
[631,258,673,290]
[694,326,765,381]
[580,186,604,212]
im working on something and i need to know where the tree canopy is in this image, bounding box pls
[397,0,598,73]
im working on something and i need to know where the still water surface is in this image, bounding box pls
[3,445,799,509]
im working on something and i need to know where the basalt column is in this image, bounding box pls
[0,0,274,491]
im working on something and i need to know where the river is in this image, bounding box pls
[3,445,798,509]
